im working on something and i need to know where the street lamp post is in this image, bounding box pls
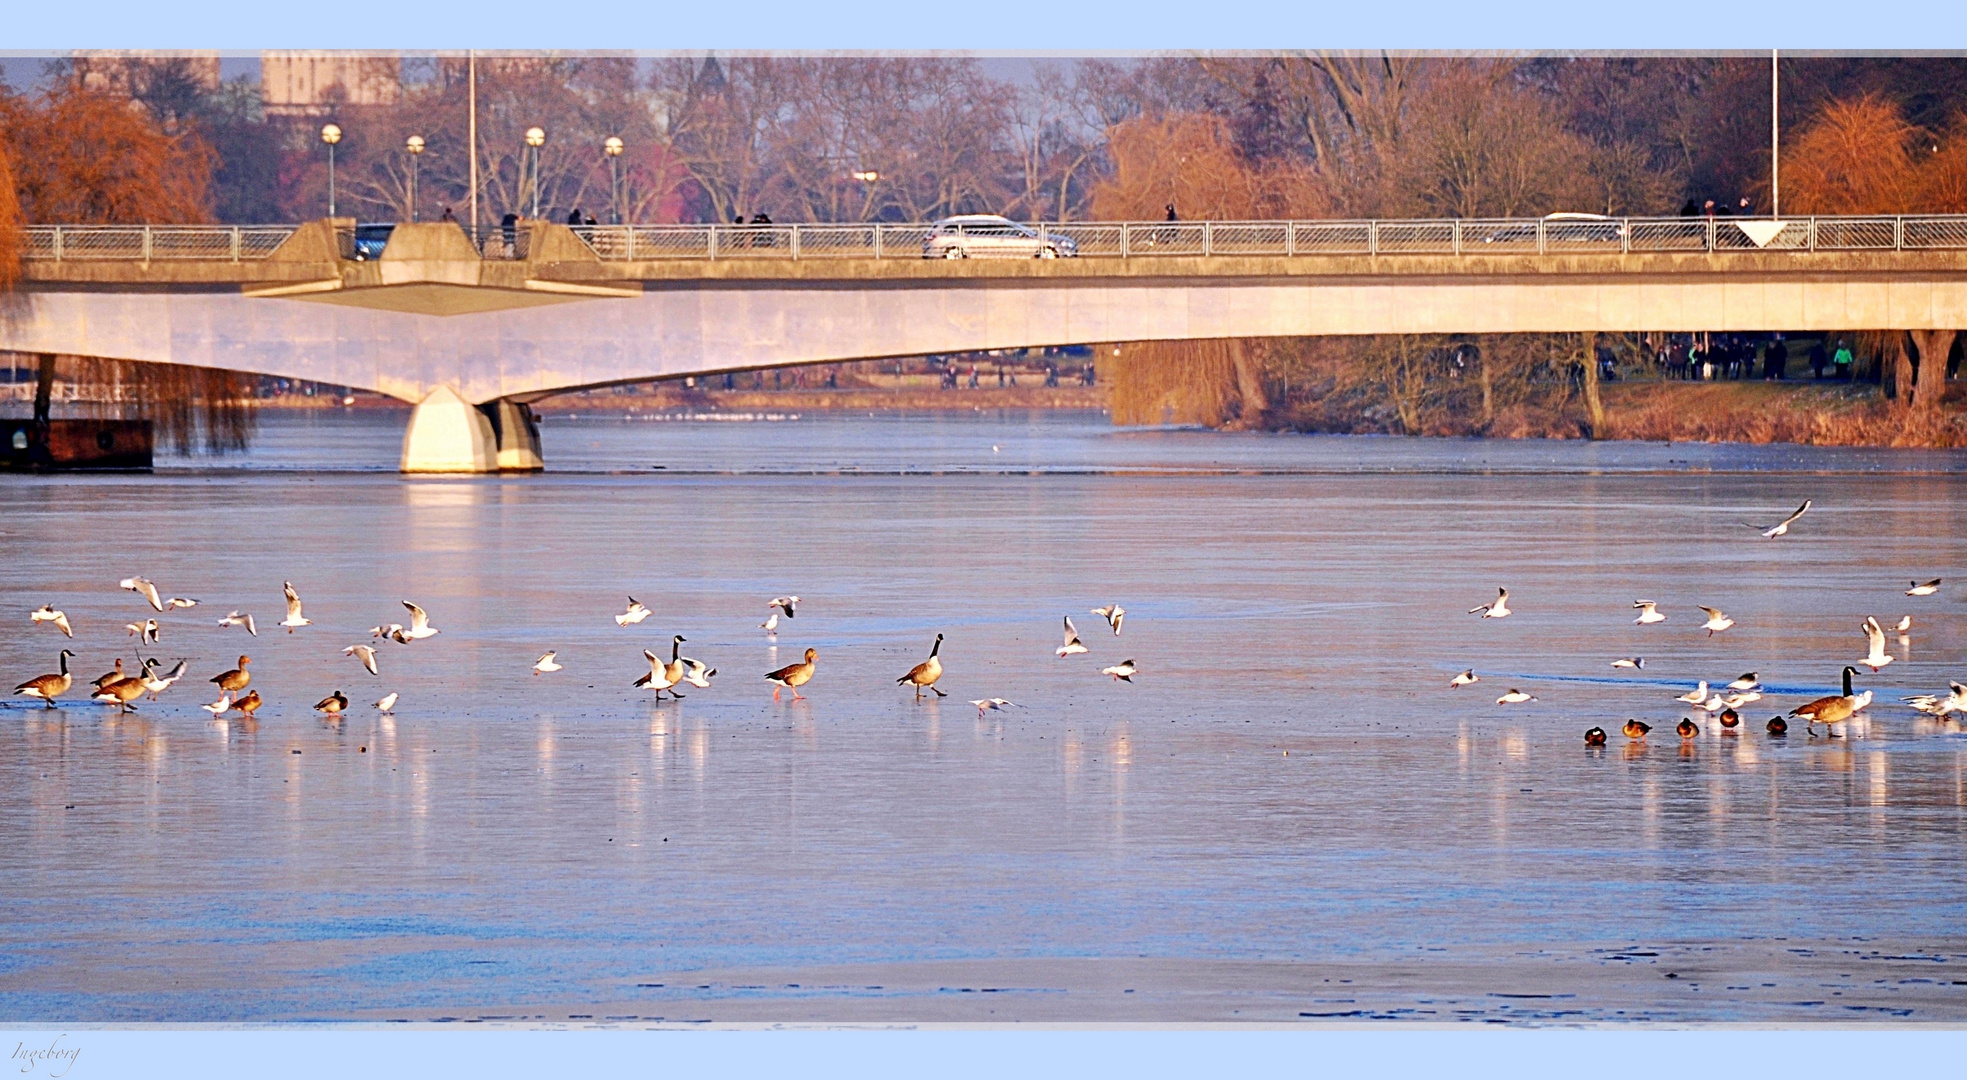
[603,136,624,224]
[320,123,343,218]
[405,134,425,222]
[524,126,546,220]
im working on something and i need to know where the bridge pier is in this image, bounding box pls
[399,388,542,473]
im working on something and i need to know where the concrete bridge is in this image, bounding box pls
[7,215,1967,471]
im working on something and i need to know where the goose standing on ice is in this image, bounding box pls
[374,692,398,714]
[1632,601,1666,625]
[90,659,125,692]
[1790,666,1871,736]
[399,601,439,641]
[1611,658,1644,670]
[897,634,947,699]
[279,582,311,633]
[1101,659,1138,683]
[533,651,563,675]
[1449,669,1479,687]
[120,576,165,613]
[661,635,691,698]
[211,656,251,694]
[94,661,152,712]
[1495,688,1536,705]
[616,598,652,627]
[313,690,349,715]
[765,648,818,701]
[1698,607,1735,636]
[31,605,73,638]
[1907,578,1943,597]
[1743,499,1811,538]
[1470,588,1512,618]
[1859,616,1894,672]
[219,610,257,636]
[1091,604,1125,635]
[13,649,75,708]
[1056,616,1088,657]
[344,644,380,676]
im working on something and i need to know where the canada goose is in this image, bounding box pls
[1907,578,1943,597]
[374,692,398,713]
[31,605,73,638]
[1860,616,1894,672]
[211,656,251,693]
[1677,718,1700,739]
[615,597,651,627]
[1766,716,1788,736]
[278,581,311,632]
[1584,726,1607,746]
[91,659,126,692]
[1449,669,1479,687]
[1718,708,1740,730]
[1790,666,1871,736]
[897,634,947,699]
[1611,658,1644,669]
[399,601,439,640]
[970,698,1021,716]
[13,649,75,708]
[201,692,231,716]
[313,690,349,715]
[95,660,154,712]
[1495,689,1536,705]
[1698,607,1735,636]
[635,648,682,699]
[141,659,187,699]
[232,690,262,718]
[765,648,818,701]
[219,610,257,636]
[533,651,562,675]
[1091,603,1125,635]
[680,657,716,689]
[120,576,164,613]
[166,597,199,609]
[1101,659,1138,683]
[1632,600,1666,625]
[1056,616,1088,657]
[344,644,380,677]
[770,596,801,620]
[1470,588,1512,618]
[1725,672,1760,692]
[1743,499,1810,538]
[1623,719,1651,739]
[761,611,780,634]
[1675,681,1709,705]
[662,635,690,698]
[124,619,160,644]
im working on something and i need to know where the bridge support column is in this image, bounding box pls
[487,398,544,471]
[399,388,544,473]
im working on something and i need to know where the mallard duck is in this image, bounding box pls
[313,689,348,715]
[765,648,818,701]
[1717,708,1740,730]
[1766,716,1788,736]
[13,649,75,708]
[1584,726,1607,746]
[898,634,946,699]
[1677,718,1700,738]
[1623,719,1652,739]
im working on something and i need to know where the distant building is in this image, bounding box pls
[71,51,221,97]
[261,52,402,116]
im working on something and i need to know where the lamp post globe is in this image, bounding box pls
[603,136,625,224]
[523,127,546,219]
[405,135,426,223]
[320,123,343,218]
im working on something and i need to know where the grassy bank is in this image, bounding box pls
[531,384,1107,414]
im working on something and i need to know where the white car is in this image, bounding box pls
[922,215,1077,259]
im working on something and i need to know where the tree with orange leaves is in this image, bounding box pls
[0,83,215,225]
[1776,93,1921,215]
[1089,113,1330,221]
[0,140,21,290]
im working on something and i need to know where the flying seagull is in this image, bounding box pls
[279,581,311,632]
[1091,603,1125,636]
[343,644,380,676]
[31,605,73,638]
[1056,616,1088,657]
[1743,499,1811,538]
[1470,588,1511,618]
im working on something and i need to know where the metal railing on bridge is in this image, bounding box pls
[22,225,299,262]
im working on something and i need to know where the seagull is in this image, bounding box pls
[313,690,349,715]
[343,644,380,676]
[31,605,73,638]
[680,657,717,689]
[1611,657,1645,669]
[1791,666,1871,736]
[761,611,780,634]
[1722,690,1764,709]
[615,597,652,627]
[1698,607,1735,636]
[219,610,258,636]
[635,648,682,700]
[1632,600,1666,625]
[1902,682,1967,720]
[279,581,311,632]
[1101,659,1137,682]
[120,576,164,612]
[970,698,1021,717]
[1743,499,1811,538]
[533,651,563,675]
[368,622,405,642]
[1470,588,1511,618]
[141,659,187,699]
[1676,681,1710,705]
[1860,616,1894,671]
[374,692,398,714]
[13,649,75,708]
[200,692,231,716]
[1894,615,1912,637]
[1725,672,1760,692]
[1495,688,1536,705]
[764,647,818,701]
[1623,719,1652,739]
[124,619,160,644]
[1056,616,1088,657]
[399,601,439,640]
[166,597,199,609]
[1907,578,1943,597]
[1449,669,1479,687]
[770,596,801,620]
[1091,603,1125,635]
[897,634,947,699]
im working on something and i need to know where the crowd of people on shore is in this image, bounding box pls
[1649,334,1885,383]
